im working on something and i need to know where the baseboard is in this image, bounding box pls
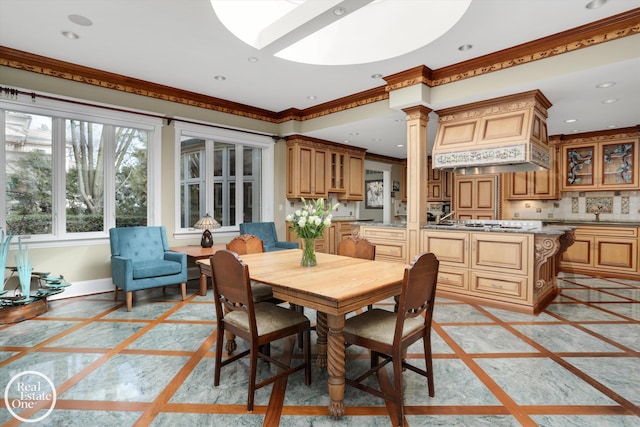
[48,278,114,301]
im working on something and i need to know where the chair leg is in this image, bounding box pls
[114,286,118,300]
[423,335,435,397]
[248,341,259,412]
[214,323,224,386]
[392,354,405,426]
[180,282,187,300]
[126,292,133,312]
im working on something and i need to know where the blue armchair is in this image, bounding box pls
[109,226,187,311]
[239,222,298,252]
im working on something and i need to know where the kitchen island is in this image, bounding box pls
[355,221,575,314]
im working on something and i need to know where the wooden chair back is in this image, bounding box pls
[210,250,256,332]
[337,235,376,260]
[227,234,264,255]
[395,252,439,339]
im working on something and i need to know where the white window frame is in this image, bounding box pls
[173,120,275,239]
[0,89,162,247]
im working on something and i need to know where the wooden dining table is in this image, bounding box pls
[197,249,406,418]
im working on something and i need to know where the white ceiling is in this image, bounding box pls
[1,0,639,158]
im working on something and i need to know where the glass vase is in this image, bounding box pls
[301,238,317,267]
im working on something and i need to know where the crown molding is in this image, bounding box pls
[1,9,638,124]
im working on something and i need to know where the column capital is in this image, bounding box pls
[401,105,432,121]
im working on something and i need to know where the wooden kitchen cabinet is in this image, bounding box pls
[358,225,408,263]
[428,156,451,201]
[338,153,365,201]
[286,220,354,255]
[453,174,498,219]
[560,225,638,275]
[286,138,328,199]
[329,150,346,193]
[560,138,639,191]
[505,145,559,200]
[420,228,565,313]
[286,136,365,200]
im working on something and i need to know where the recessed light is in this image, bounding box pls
[396,144,404,148]
[571,129,581,133]
[395,119,404,123]
[602,98,619,104]
[585,0,607,9]
[214,75,226,81]
[68,14,92,26]
[458,44,473,51]
[333,7,346,16]
[343,140,350,144]
[348,132,359,136]
[372,138,382,142]
[61,31,79,39]
[248,57,258,63]
[564,119,577,123]
[596,81,616,88]
[371,73,383,79]
[607,125,617,128]
[307,95,317,100]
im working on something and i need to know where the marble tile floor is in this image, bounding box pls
[1,272,639,426]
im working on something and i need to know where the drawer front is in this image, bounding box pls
[374,242,407,263]
[572,226,638,238]
[361,226,407,241]
[421,230,468,267]
[437,267,469,291]
[471,271,529,303]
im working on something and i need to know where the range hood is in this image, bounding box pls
[432,90,552,175]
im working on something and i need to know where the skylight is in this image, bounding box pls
[211,0,472,65]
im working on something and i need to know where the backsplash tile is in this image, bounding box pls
[586,197,613,214]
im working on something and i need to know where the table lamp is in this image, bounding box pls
[194,213,221,248]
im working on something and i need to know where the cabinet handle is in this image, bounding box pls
[441,275,449,280]
[472,241,475,251]
[490,283,503,289]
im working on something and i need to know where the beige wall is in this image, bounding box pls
[1,66,284,295]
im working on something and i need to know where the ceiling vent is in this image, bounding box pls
[432,90,552,175]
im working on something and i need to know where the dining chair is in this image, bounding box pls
[226,234,279,303]
[225,234,286,355]
[342,252,439,426]
[210,249,311,412]
[337,234,376,309]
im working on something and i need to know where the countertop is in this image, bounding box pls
[352,221,575,235]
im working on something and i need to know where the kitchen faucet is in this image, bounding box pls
[436,211,455,224]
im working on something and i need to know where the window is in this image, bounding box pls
[176,122,273,234]
[1,95,161,243]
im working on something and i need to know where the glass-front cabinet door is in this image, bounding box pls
[561,139,638,191]
[599,140,638,188]
[562,144,595,190]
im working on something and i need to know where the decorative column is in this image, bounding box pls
[402,105,431,262]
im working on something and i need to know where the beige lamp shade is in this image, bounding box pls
[194,214,221,248]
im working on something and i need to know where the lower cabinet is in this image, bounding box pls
[560,225,638,276]
[286,220,355,255]
[421,229,558,313]
[358,226,408,263]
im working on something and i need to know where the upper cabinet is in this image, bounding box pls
[453,174,499,220]
[286,138,328,199]
[286,135,365,201]
[560,136,639,191]
[428,156,451,201]
[505,144,559,200]
[339,153,365,201]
